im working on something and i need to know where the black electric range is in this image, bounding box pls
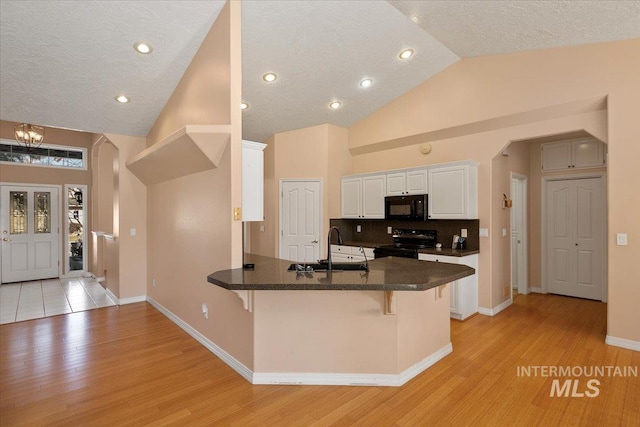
[373,229,437,259]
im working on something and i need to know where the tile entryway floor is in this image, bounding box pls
[0,277,116,324]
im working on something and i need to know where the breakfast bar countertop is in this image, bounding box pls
[207,253,475,292]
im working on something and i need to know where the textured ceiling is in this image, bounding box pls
[1,1,639,142]
[391,0,640,57]
[240,0,459,142]
[0,0,225,136]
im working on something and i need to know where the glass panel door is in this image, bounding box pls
[9,191,28,234]
[34,192,51,233]
[68,187,84,271]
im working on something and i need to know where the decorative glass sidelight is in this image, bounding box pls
[34,192,51,233]
[68,187,84,271]
[9,191,28,234]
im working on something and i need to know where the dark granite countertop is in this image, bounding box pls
[207,254,475,291]
[340,240,479,257]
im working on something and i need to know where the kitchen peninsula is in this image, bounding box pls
[207,254,475,386]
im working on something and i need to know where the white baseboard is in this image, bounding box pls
[605,335,640,352]
[253,343,453,387]
[104,287,145,305]
[147,296,453,387]
[478,298,513,317]
[146,297,253,383]
[530,287,544,293]
[119,295,146,305]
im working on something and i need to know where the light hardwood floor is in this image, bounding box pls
[1,294,638,426]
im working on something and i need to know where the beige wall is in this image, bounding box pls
[347,39,640,342]
[249,123,351,258]
[92,134,147,300]
[0,120,94,276]
[142,2,252,367]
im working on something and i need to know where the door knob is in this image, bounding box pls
[311,239,318,243]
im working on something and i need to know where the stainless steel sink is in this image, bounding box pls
[288,263,368,272]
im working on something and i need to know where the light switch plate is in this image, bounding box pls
[461,228,467,238]
[502,228,507,237]
[479,228,489,237]
[356,225,362,233]
[616,233,628,246]
[387,226,393,234]
[130,228,136,237]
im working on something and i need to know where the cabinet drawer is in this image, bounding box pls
[331,245,375,259]
[418,254,459,264]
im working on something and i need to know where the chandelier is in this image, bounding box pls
[14,123,45,149]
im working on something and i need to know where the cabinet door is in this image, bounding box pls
[362,175,386,218]
[542,141,572,171]
[572,139,604,168]
[241,141,266,221]
[331,253,352,262]
[386,172,406,196]
[428,166,468,219]
[341,178,362,218]
[406,169,428,194]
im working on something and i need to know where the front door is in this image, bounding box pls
[1,185,59,283]
[546,177,605,300]
[279,180,321,262]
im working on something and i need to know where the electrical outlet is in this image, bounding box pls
[479,228,489,237]
[202,303,208,319]
[130,228,136,237]
[152,278,156,288]
[259,225,265,232]
[461,229,467,238]
[502,228,507,237]
[387,226,393,234]
[356,225,362,233]
[616,233,628,246]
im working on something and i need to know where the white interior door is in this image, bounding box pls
[546,177,605,300]
[280,180,321,262]
[1,185,59,283]
[511,175,528,294]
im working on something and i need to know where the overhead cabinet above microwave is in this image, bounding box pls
[340,160,478,220]
[386,168,428,196]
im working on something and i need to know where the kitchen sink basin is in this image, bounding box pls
[288,263,368,272]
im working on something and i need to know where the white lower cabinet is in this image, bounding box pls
[331,245,375,262]
[418,253,478,320]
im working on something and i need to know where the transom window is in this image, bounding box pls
[0,139,87,170]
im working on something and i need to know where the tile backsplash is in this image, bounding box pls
[329,218,480,250]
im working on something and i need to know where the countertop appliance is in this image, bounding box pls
[384,194,428,221]
[373,229,437,259]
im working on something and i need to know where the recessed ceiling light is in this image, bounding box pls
[114,95,130,103]
[360,78,373,88]
[241,102,249,110]
[262,73,277,82]
[133,42,153,54]
[399,49,414,59]
[329,101,342,110]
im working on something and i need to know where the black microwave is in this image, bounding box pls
[385,194,428,221]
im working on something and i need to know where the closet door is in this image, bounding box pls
[546,178,605,300]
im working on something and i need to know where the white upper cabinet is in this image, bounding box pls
[341,174,386,219]
[386,168,428,196]
[428,161,478,219]
[241,140,266,221]
[541,138,605,171]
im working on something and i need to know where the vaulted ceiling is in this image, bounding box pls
[1,1,639,142]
